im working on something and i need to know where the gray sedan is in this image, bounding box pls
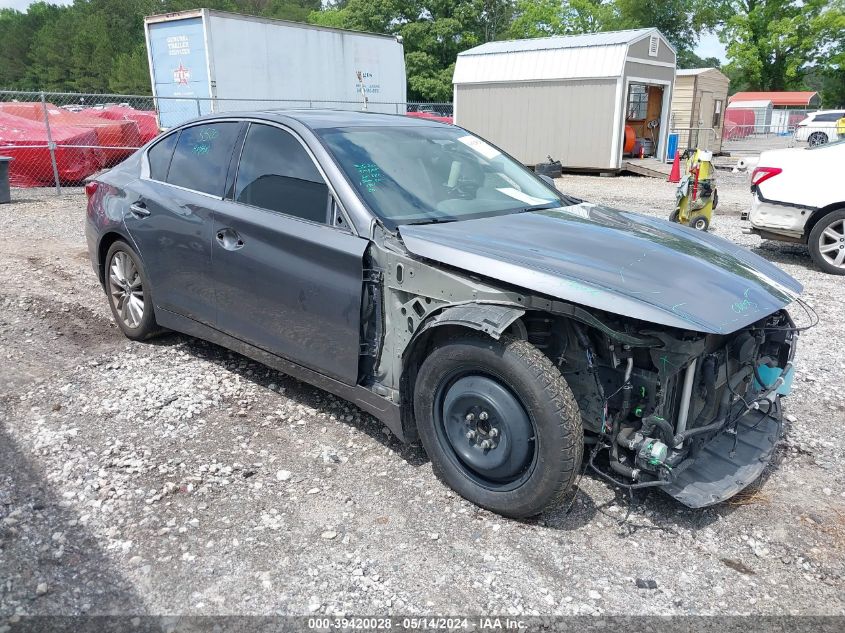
[86,110,802,517]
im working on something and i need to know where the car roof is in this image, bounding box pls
[197,108,451,130]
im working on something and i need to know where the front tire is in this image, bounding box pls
[105,241,160,339]
[808,210,845,275]
[414,335,583,518]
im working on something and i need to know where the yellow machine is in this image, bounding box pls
[671,149,718,231]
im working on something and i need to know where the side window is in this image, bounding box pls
[167,122,241,196]
[712,99,723,128]
[147,132,178,182]
[235,123,329,224]
[813,112,845,122]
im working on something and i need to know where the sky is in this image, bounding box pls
[694,31,728,64]
[1,0,729,63]
[0,0,71,9]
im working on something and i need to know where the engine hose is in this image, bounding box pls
[589,445,669,490]
[674,365,754,444]
[641,415,675,446]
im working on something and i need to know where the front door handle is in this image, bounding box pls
[216,228,244,251]
[129,202,150,218]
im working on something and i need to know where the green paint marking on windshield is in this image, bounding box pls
[561,279,601,295]
[354,162,383,193]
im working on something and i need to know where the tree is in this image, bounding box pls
[507,0,618,38]
[719,0,845,92]
[310,0,515,101]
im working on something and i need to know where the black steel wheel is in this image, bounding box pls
[437,373,536,489]
[414,335,583,518]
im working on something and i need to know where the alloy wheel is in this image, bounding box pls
[818,218,845,269]
[108,251,145,328]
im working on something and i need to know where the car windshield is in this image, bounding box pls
[315,125,566,227]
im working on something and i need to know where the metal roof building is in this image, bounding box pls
[453,28,677,170]
[729,91,821,108]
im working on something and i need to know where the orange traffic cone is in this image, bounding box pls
[668,150,681,183]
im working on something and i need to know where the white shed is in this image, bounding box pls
[726,99,773,134]
[453,28,677,170]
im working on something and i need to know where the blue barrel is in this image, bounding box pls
[666,133,679,163]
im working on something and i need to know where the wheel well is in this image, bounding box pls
[97,232,127,286]
[804,202,845,242]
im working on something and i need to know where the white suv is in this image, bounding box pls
[743,140,845,274]
[794,110,845,145]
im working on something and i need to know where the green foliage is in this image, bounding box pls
[720,0,844,99]
[0,0,841,105]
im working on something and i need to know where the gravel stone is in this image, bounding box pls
[0,183,843,616]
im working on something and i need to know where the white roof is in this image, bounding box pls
[726,99,772,109]
[454,28,673,85]
[459,28,659,56]
[677,68,709,75]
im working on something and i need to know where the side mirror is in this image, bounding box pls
[537,174,557,189]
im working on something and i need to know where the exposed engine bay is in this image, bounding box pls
[530,307,801,506]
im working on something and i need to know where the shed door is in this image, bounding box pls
[697,91,714,150]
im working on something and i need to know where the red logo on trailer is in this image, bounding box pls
[173,62,191,85]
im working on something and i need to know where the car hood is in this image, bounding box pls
[398,202,803,333]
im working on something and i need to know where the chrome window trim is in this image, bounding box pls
[140,117,358,235]
[140,118,245,200]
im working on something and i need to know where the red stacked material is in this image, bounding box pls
[405,111,454,125]
[724,108,755,140]
[0,111,102,186]
[90,106,160,144]
[0,102,142,164]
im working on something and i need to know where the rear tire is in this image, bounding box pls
[808,209,845,275]
[413,335,583,518]
[104,241,160,340]
[808,132,828,147]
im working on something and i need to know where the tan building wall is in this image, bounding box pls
[669,69,730,152]
[455,78,618,168]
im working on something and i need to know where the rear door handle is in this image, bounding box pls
[216,228,244,251]
[129,203,150,218]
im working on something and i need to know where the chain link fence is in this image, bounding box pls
[0,90,453,194]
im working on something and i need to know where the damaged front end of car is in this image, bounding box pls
[361,201,809,508]
[546,306,798,507]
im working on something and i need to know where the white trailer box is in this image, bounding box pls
[144,9,407,128]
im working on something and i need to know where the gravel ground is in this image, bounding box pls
[1,177,843,619]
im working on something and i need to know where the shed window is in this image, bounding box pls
[648,35,660,57]
[627,84,648,120]
[713,99,723,127]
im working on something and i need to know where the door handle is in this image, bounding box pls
[129,203,150,218]
[216,228,244,251]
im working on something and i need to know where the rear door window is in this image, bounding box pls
[234,123,330,224]
[812,112,845,122]
[147,131,178,182]
[167,122,241,196]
